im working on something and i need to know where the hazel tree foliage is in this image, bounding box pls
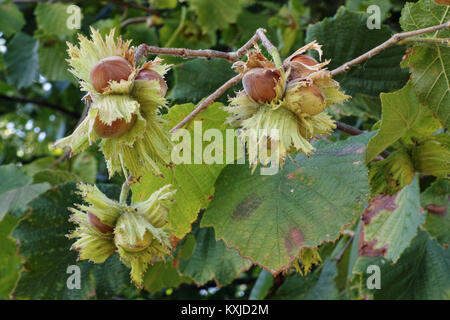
[0,0,449,300]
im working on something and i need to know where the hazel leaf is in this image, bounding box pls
[305,7,409,96]
[187,0,242,33]
[422,179,450,247]
[361,176,425,263]
[353,230,450,299]
[201,134,372,273]
[131,103,234,239]
[178,226,252,286]
[366,82,430,162]
[400,0,450,129]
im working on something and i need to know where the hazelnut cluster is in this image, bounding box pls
[68,183,176,287]
[225,41,350,168]
[53,28,172,178]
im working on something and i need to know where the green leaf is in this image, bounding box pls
[274,259,339,300]
[33,169,80,186]
[400,0,450,39]
[11,183,121,299]
[178,226,252,286]
[353,230,450,299]
[201,134,372,272]
[328,93,381,120]
[4,33,40,89]
[366,82,428,161]
[0,0,25,37]
[11,183,94,299]
[143,260,192,294]
[38,40,74,82]
[93,255,136,299]
[71,152,98,184]
[249,270,273,300]
[132,103,233,239]
[34,2,80,37]
[169,58,237,104]
[0,214,21,299]
[368,149,415,196]
[0,164,50,221]
[152,0,177,9]
[223,9,277,49]
[362,176,425,262]
[188,0,242,33]
[422,179,450,246]
[400,0,450,128]
[402,45,450,129]
[23,157,56,176]
[305,7,409,96]
[123,24,158,47]
[412,133,450,177]
[0,164,32,194]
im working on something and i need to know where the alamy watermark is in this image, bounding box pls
[366,264,381,289]
[66,5,82,30]
[66,265,81,290]
[171,121,281,175]
[366,5,381,30]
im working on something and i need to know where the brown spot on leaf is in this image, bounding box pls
[359,227,387,257]
[285,228,304,253]
[402,47,415,62]
[232,194,265,220]
[359,194,397,257]
[286,173,295,179]
[290,228,303,246]
[426,204,446,216]
[362,194,397,225]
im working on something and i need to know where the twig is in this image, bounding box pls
[336,121,365,136]
[0,94,80,118]
[167,28,276,132]
[399,37,450,46]
[255,28,282,68]
[334,235,354,264]
[120,174,133,204]
[134,28,261,63]
[331,21,450,76]
[121,16,152,28]
[169,74,243,133]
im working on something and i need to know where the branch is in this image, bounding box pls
[165,28,276,132]
[336,121,365,136]
[331,21,450,76]
[255,28,282,68]
[170,74,242,133]
[165,22,447,156]
[0,94,80,118]
[121,16,152,28]
[334,235,354,264]
[134,28,261,63]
